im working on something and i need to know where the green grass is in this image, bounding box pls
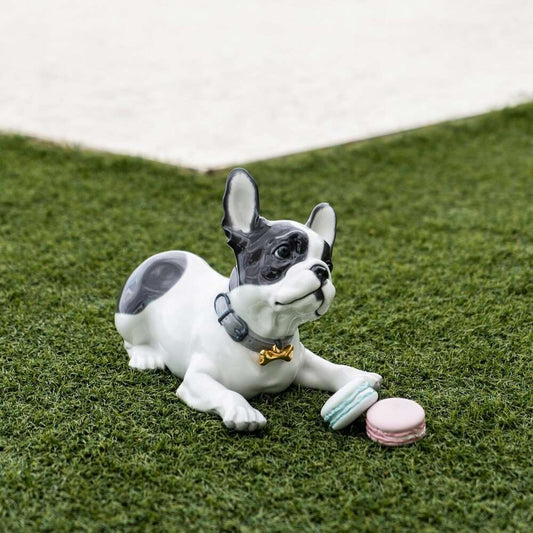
[1,103,532,532]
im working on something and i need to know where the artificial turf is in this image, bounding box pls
[0,103,532,532]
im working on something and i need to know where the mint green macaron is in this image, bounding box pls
[321,379,378,430]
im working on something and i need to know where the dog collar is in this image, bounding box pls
[214,293,294,365]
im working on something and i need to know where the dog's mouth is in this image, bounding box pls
[275,287,324,307]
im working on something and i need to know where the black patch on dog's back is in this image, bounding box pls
[117,251,187,314]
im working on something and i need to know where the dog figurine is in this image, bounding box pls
[115,168,381,431]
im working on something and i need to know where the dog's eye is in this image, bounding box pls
[274,245,291,260]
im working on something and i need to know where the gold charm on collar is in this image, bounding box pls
[258,344,294,366]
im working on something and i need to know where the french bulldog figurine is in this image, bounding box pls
[115,168,381,431]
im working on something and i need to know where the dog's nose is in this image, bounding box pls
[311,264,329,283]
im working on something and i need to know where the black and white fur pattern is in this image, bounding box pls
[115,168,381,431]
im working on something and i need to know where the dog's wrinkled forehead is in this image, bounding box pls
[222,168,336,288]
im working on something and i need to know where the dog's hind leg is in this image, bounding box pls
[115,312,164,369]
[126,344,166,370]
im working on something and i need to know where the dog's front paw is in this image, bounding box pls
[357,371,382,391]
[222,398,267,432]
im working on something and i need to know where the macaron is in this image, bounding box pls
[366,398,426,446]
[321,379,378,430]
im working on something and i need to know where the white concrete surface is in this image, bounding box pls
[0,0,532,170]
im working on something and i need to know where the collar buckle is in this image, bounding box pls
[214,293,248,342]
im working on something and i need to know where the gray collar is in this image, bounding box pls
[214,292,294,353]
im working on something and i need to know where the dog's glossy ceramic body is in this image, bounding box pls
[115,169,381,431]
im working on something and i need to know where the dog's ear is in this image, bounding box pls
[222,168,261,235]
[306,203,337,247]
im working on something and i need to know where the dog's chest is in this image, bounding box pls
[215,341,304,398]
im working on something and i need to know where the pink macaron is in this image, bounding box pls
[366,398,426,446]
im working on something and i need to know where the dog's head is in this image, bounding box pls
[222,168,336,338]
